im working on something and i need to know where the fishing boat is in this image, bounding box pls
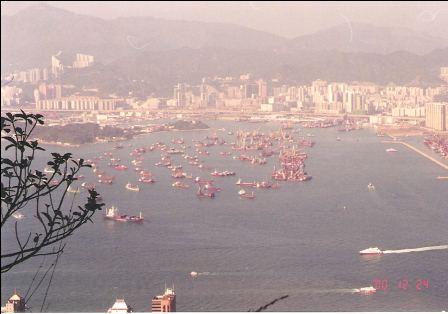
[114,165,128,171]
[81,182,96,190]
[256,181,272,189]
[139,177,155,183]
[240,191,255,199]
[67,186,80,194]
[125,182,140,192]
[104,206,144,223]
[12,212,25,220]
[238,189,247,196]
[236,178,256,187]
[172,181,189,189]
[367,182,375,191]
[43,166,55,174]
[49,179,59,187]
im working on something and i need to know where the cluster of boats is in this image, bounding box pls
[424,135,448,159]
[77,125,319,204]
[271,148,311,182]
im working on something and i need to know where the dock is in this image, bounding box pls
[382,140,448,171]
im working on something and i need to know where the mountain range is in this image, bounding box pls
[2,4,447,96]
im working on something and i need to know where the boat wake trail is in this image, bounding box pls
[383,245,448,254]
[294,288,363,295]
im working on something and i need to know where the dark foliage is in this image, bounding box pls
[1,111,104,273]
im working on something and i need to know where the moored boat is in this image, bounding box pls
[104,206,144,222]
[125,182,140,192]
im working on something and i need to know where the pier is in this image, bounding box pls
[382,140,448,171]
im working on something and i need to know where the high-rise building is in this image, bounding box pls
[200,78,208,107]
[1,291,26,313]
[243,83,258,99]
[440,67,448,83]
[51,55,63,77]
[151,287,176,312]
[73,53,95,68]
[425,102,447,131]
[174,84,186,108]
[107,299,132,313]
[257,79,268,100]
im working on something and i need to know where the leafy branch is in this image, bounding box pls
[1,111,104,273]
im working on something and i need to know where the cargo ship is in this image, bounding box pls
[104,206,144,222]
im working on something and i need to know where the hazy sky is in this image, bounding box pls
[2,1,448,38]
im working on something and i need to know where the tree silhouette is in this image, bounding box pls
[1,111,104,273]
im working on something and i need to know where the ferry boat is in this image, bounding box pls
[104,206,143,223]
[386,148,398,153]
[125,182,140,192]
[359,247,383,255]
[357,286,377,295]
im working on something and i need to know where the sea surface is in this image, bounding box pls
[2,120,448,312]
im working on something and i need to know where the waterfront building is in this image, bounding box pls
[425,102,447,131]
[151,287,176,312]
[36,96,119,111]
[1,291,25,313]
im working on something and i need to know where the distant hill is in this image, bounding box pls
[1,4,286,71]
[2,5,447,94]
[290,22,447,55]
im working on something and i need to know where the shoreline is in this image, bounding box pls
[382,140,448,171]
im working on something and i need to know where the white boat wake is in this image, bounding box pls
[382,245,448,254]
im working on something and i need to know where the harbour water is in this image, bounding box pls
[1,120,447,312]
